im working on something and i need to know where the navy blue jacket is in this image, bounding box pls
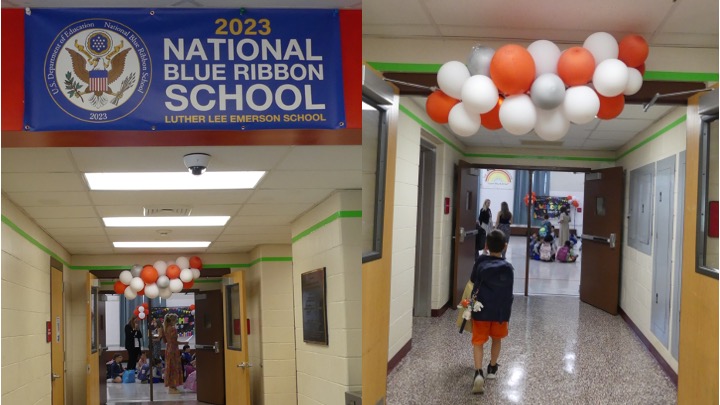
[469,255,514,322]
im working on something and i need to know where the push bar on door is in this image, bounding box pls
[580,233,616,248]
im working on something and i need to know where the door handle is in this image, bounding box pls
[580,233,616,248]
[99,346,108,352]
[51,373,61,381]
[237,362,253,369]
[196,341,220,353]
[458,227,478,243]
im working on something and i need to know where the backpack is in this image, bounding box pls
[556,246,569,262]
[539,243,553,261]
[137,364,150,381]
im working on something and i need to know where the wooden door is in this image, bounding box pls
[580,166,624,315]
[97,294,107,405]
[86,273,99,405]
[195,290,225,405]
[51,266,64,405]
[452,161,480,306]
[223,271,251,405]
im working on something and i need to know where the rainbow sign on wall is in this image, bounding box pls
[483,169,513,189]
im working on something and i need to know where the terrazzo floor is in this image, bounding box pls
[107,381,197,403]
[387,295,677,405]
[504,236,582,296]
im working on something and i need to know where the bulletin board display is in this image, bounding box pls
[150,306,195,340]
[533,196,571,219]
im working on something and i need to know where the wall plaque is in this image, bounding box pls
[301,268,328,345]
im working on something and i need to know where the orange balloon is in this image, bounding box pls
[618,35,649,68]
[189,256,203,270]
[637,63,646,76]
[426,90,460,124]
[572,200,580,208]
[490,45,536,95]
[113,280,127,295]
[597,93,625,120]
[480,97,503,130]
[166,264,181,279]
[183,280,195,289]
[140,265,159,284]
[137,288,145,296]
[557,47,595,86]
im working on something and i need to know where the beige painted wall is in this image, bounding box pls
[291,190,361,405]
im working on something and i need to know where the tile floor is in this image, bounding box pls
[387,295,677,404]
[107,381,197,403]
[504,236,582,296]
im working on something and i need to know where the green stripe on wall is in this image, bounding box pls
[399,104,464,155]
[367,61,717,83]
[292,210,362,243]
[1,215,292,270]
[617,115,687,160]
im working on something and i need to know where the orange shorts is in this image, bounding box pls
[472,320,509,345]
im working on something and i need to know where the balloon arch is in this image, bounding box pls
[113,256,203,300]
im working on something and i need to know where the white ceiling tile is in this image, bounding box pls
[63,245,116,255]
[362,0,434,25]
[104,228,223,238]
[221,225,291,236]
[247,189,333,204]
[228,215,298,226]
[22,205,97,219]
[361,24,441,38]
[89,190,253,206]
[34,217,103,229]
[1,173,87,192]
[237,203,313,217]
[1,148,75,173]
[651,32,719,48]
[187,205,243,216]
[620,104,674,120]
[5,192,92,207]
[260,170,361,189]
[214,234,291,244]
[46,227,107,237]
[277,146,361,171]
[54,235,111,244]
[588,130,639,141]
[206,244,254,253]
[655,0,719,39]
[595,118,655,132]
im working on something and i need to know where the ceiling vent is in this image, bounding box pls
[520,140,565,147]
[143,205,192,217]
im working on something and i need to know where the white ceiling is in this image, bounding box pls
[363,0,717,150]
[1,145,361,255]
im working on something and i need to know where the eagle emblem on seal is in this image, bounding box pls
[64,30,136,108]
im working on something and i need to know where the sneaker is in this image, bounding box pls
[486,363,499,379]
[472,370,485,394]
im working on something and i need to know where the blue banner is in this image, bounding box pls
[24,9,345,131]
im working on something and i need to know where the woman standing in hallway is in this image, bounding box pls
[124,315,143,370]
[558,206,570,244]
[495,202,512,259]
[149,318,164,366]
[163,313,183,393]
[476,199,492,257]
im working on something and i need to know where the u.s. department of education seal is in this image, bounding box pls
[44,18,151,123]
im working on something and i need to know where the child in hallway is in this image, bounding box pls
[469,230,515,394]
[107,354,125,383]
[556,240,578,262]
[539,234,556,262]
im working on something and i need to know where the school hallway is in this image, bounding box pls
[386,295,677,405]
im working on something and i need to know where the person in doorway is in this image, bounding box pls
[476,199,492,257]
[558,206,571,246]
[469,230,514,394]
[163,313,184,393]
[494,202,512,259]
[124,315,143,370]
[541,214,552,237]
[108,353,125,383]
[136,352,148,371]
[539,234,556,262]
[149,317,164,366]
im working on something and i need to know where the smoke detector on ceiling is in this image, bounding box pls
[143,205,192,217]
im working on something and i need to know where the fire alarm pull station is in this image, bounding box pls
[444,197,450,214]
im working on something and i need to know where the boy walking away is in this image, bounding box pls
[470,230,514,394]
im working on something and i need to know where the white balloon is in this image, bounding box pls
[175,256,190,270]
[124,288,137,300]
[527,40,561,77]
[156,275,170,288]
[191,310,196,316]
[461,75,498,114]
[624,68,643,96]
[499,94,537,135]
[138,306,145,313]
[180,268,194,283]
[535,107,571,141]
[530,73,566,110]
[563,86,600,124]
[169,278,184,293]
[154,260,168,276]
[593,59,629,97]
[467,45,495,77]
[583,32,619,66]
[130,277,145,292]
[138,312,146,320]
[144,283,160,299]
[191,269,201,280]
[119,270,133,285]
[437,61,471,99]
[130,264,142,277]
[448,103,480,137]
[159,287,173,299]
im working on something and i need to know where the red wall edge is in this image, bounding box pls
[340,9,361,130]
[1,9,25,131]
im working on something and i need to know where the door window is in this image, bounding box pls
[225,284,242,350]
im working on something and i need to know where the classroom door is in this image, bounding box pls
[195,290,226,405]
[580,166,624,315]
[85,273,100,405]
[97,294,107,405]
[223,271,251,405]
[50,266,64,405]
[452,161,480,306]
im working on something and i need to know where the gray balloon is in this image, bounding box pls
[131,264,143,277]
[467,45,495,77]
[531,73,566,110]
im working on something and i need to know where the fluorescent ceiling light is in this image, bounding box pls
[85,171,265,191]
[114,241,211,248]
[103,216,230,227]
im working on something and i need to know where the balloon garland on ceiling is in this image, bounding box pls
[426,33,649,141]
[113,256,203,300]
